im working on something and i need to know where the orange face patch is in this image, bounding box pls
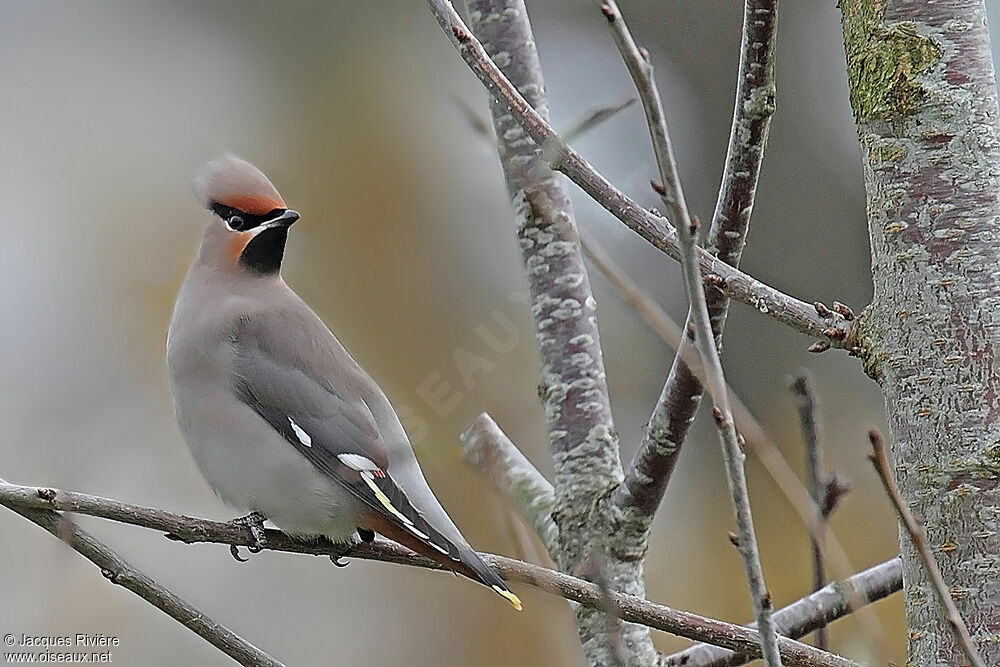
[221,193,285,216]
[227,231,255,264]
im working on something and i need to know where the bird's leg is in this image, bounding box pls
[329,528,375,567]
[229,511,268,562]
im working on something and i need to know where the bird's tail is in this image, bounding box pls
[456,546,522,611]
[363,512,522,610]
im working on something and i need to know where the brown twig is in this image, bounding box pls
[0,478,282,667]
[791,373,829,650]
[561,97,636,144]
[664,557,902,667]
[598,1,781,663]
[867,430,985,667]
[425,0,854,347]
[0,481,856,667]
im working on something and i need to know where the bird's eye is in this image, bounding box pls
[228,215,244,229]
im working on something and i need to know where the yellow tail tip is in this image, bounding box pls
[493,585,523,611]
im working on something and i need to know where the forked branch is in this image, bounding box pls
[425,0,854,347]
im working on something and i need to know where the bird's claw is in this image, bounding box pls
[329,536,361,568]
[229,511,268,562]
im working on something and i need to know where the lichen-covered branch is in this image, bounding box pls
[596,2,781,663]
[838,1,1000,662]
[453,1,654,663]
[0,481,856,667]
[427,0,854,347]
[664,557,902,667]
[613,0,778,537]
[0,478,282,667]
[459,413,558,553]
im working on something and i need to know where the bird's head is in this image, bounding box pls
[193,155,300,274]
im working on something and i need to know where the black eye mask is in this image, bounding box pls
[211,203,286,232]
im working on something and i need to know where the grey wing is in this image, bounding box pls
[232,319,390,472]
[230,313,463,559]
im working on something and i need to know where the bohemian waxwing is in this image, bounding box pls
[166,155,521,610]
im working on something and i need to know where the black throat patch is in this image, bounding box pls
[240,226,288,274]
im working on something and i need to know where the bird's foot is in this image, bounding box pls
[329,528,374,567]
[229,511,268,562]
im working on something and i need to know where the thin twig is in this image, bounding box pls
[600,0,692,230]
[426,0,854,347]
[561,97,636,144]
[867,430,985,667]
[598,1,782,663]
[614,0,780,539]
[0,482,856,666]
[583,232,885,655]
[791,373,829,651]
[460,412,559,553]
[0,478,282,667]
[664,557,902,667]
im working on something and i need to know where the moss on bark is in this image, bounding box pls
[840,0,941,120]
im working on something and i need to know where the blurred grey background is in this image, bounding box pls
[3,1,997,664]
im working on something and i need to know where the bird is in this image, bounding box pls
[166,155,521,610]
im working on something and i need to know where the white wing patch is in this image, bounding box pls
[405,524,431,541]
[337,453,382,471]
[354,467,450,557]
[287,417,312,447]
[427,539,450,555]
[360,470,413,526]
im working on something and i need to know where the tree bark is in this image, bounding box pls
[838,1,1000,663]
[460,2,658,663]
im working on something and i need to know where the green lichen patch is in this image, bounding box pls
[848,304,884,381]
[840,0,942,121]
[870,139,908,164]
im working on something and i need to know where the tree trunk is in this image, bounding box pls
[838,1,1000,663]
[462,2,659,664]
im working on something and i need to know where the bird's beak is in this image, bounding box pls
[265,209,300,228]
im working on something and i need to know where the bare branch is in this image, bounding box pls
[600,1,692,232]
[665,557,902,667]
[460,413,558,553]
[426,0,854,345]
[584,239,885,654]
[597,1,781,663]
[867,430,985,667]
[0,478,282,667]
[791,372,829,650]
[613,0,778,538]
[0,481,857,667]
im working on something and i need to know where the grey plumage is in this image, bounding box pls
[167,156,520,610]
